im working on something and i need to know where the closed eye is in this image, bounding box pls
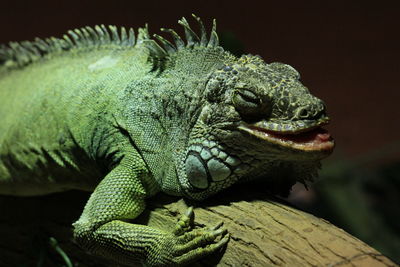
[233,89,260,107]
[232,89,271,121]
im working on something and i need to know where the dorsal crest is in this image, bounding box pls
[141,15,221,71]
[0,15,219,72]
[143,14,219,59]
[0,25,138,70]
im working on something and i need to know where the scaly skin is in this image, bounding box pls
[0,15,334,266]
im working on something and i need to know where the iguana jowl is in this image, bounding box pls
[0,15,334,266]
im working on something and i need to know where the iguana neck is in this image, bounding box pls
[113,72,205,196]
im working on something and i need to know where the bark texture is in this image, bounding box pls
[0,188,397,267]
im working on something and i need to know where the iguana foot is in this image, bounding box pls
[147,207,229,266]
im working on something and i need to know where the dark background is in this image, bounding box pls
[1,0,399,160]
[1,0,399,263]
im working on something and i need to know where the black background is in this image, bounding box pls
[1,0,399,160]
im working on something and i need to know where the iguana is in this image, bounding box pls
[0,15,334,266]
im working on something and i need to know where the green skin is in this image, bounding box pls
[0,17,333,266]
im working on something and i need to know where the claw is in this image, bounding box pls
[185,206,194,218]
[211,228,225,236]
[210,221,224,231]
[219,233,230,246]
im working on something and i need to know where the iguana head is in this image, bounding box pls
[178,53,334,200]
[145,15,334,200]
[205,54,333,154]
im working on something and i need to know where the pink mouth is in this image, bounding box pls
[238,125,335,152]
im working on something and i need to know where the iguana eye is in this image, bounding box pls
[232,89,270,121]
[233,89,259,107]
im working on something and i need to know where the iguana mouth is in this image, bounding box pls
[238,119,334,152]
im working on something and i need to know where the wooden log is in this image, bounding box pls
[0,187,397,267]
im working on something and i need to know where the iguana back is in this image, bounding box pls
[0,27,151,195]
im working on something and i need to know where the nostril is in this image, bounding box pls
[297,108,309,118]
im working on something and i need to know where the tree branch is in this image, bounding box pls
[0,188,396,266]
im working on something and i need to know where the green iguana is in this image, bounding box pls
[0,15,334,266]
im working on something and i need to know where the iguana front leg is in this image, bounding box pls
[73,154,229,266]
